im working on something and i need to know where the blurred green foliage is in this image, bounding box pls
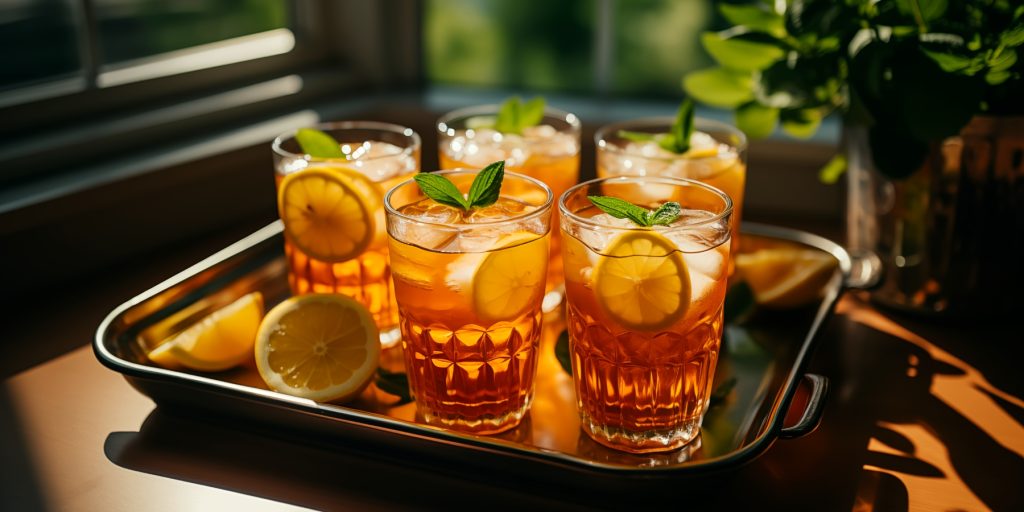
[425,0,717,96]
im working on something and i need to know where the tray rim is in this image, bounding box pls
[94,220,851,476]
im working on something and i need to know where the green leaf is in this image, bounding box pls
[920,48,976,73]
[724,281,756,324]
[414,172,469,210]
[555,330,572,375]
[494,96,522,134]
[780,108,822,138]
[719,3,786,37]
[671,98,696,153]
[708,377,738,409]
[588,195,652,227]
[654,134,681,153]
[896,0,948,23]
[493,96,545,134]
[683,68,755,108]
[520,96,546,128]
[735,101,779,138]
[1001,26,1024,47]
[295,128,344,158]
[375,368,412,405]
[818,153,848,184]
[985,69,1013,85]
[648,202,682,226]
[617,130,656,143]
[466,160,505,208]
[701,31,786,71]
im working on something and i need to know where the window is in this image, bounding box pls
[424,0,720,97]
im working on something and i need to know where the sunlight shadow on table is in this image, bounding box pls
[841,300,1024,511]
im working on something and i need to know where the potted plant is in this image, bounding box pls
[684,0,1023,317]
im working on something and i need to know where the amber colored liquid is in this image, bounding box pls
[389,231,550,434]
[440,151,579,295]
[275,169,414,331]
[562,231,729,452]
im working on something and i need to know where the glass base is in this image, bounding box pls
[419,399,530,435]
[580,412,701,454]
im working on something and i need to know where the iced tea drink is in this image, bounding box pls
[385,169,553,434]
[596,118,745,262]
[273,122,420,345]
[560,176,733,453]
[438,105,580,308]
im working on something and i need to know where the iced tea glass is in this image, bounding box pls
[438,105,580,309]
[385,170,553,434]
[272,122,420,346]
[560,176,733,453]
[596,118,745,263]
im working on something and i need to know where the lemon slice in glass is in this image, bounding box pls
[593,231,690,331]
[255,294,380,403]
[278,167,376,263]
[147,292,263,372]
[473,231,549,323]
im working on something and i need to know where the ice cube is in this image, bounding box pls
[390,202,461,250]
[681,245,726,281]
[444,252,487,293]
[346,140,417,181]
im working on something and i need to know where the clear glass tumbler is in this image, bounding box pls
[560,176,734,453]
[385,169,553,434]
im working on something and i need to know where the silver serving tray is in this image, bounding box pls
[95,221,861,479]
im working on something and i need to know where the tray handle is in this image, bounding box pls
[845,250,883,290]
[779,374,830,439]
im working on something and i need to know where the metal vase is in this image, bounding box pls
[845,117,1024,317]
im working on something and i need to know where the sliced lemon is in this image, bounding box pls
[255,294,380,402]
[278,167,375,263]
[147,292,264,372]
[473,232,549,323]
[735,248,838,308]
[593,231,691,331]
[682,146,720,159]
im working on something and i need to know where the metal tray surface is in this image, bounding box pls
[95,221,854,478]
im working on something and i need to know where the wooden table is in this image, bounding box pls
[3,219,1021,512]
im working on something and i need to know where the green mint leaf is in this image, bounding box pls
[467,160,505,208]
[648,201,682,226]
[414,173,469,210]
[671,98,696,153]
[494,96,522,134]
[683,67,755,108]
[519,96,546,128]
[588,195,652,227]
[617,130,657,143]
[295,128,344,158]
[708,377,738,409]
[555,330,572,375]
[654,133,680,153]
[818,154,847,184]
[375,368,412,405]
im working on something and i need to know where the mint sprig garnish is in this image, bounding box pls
[616,98,695,154]
[588,196,682,227]
[295,128,344,158]
[469,96,546,134]
[414,160,505,211]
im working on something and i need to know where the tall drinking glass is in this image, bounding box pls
[272,121,420,346]
[385,170,553,434]
[596,118,745,264]
[560,176,733,453]
[438,105,580,309]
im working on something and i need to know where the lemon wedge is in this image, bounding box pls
[147,292,264,372]
[278,167,377,262]
[472,232,549,323]
[593,231,690,331]
[255,294,380,402]
[735,248,838,308]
